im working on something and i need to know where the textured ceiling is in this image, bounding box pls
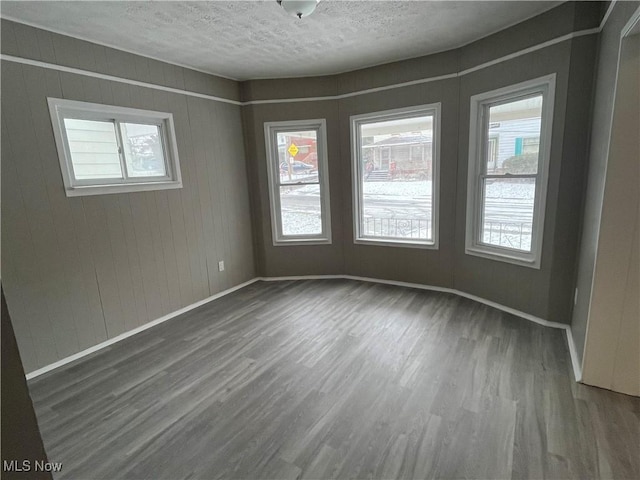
[1,1,562,81]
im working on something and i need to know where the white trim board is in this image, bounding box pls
[1,20,608,108]
[0,54,243,106]
[600,0,619,33]
[260,274,583,381]
[580,3,640,380]
[350,104,442,250]
[246,1,564,81]
[25,274,583,383]
[464,74,556,269]
[25,278,260,380]
[0,14,240,82]
[1,0,603,85]
[246,27,600,106]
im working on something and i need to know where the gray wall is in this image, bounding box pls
[571,1,640,366]
[1,1,622,375]
[339,78,459,289]
[242,1,602,324]
[1,20,255,374]
[243,101,344,277]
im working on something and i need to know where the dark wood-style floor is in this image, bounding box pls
[28,279,639,479]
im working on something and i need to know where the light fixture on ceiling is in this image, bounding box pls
[277,0,320,19]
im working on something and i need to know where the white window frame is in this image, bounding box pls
[465,74,556,268]
[264,119,331,246]
[48,98,182,197]
[350,104,441,249]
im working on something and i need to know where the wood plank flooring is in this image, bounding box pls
[28,279,640,479]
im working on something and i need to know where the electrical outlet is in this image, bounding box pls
[218,261,225,272]
[574,288,578,305]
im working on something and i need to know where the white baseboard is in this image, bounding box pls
[25,278,261,380]
[26,274,583,384]
[259,274,583,382]
[565,327,583,382]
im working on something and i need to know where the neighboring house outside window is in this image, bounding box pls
[351,104,441,248]
[522,136,541,155]
[48,98,182,197]
[465,74,556,268]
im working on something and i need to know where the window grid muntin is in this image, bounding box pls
[271,127,324,240]
[465,74,555,268]
[274,126,321,189]
[264,120,331,244]
[63,117,172,186]
[49,98,181,196]
[476,93,544,252]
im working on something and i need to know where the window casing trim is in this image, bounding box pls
[263,119,332,246]
[350,103,441,249]
[48,98,182,197]
[465,74,556,269]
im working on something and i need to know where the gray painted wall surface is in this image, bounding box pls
[571,1,640,366]
[1,1,615,374]
[0,19,240,101]
[454,42,569,320]
[241,2,602,101]
[243,101,344,277]
[339,79,459,289]
[1,22,255,373]
[243,1,602,323]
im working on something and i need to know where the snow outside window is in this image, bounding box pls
[350,104,441,248]
[465,75,556,268]
[264,119,332,245]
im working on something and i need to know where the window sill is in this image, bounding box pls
[65,180,183,197]
[273,238,332,247]
[355,237,438,250]
[465,245,540,269]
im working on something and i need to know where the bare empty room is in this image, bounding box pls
[1,1,639,479]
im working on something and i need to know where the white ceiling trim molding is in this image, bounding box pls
[248,26,603,105]
[0,2,566,80]
[248,73,460,105]
[600,0,618,32]
[0,13,240,82]
[456,28,600,77]
[0,53,243,106]
[1,15,613,108]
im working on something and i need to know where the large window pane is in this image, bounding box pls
[486,95,542,175]
[264,120,330,244]
[279,184,322,236]
[481,177,536,252]
[64,118,122,180]
[277,130,319,185]
[120,123,167,178]
[357,113,435,243]
[466,76,554,267]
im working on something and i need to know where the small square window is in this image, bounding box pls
[48,98,182,196]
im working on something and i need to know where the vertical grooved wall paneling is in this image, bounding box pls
[241,1,606,324]
[1,24,255,373]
